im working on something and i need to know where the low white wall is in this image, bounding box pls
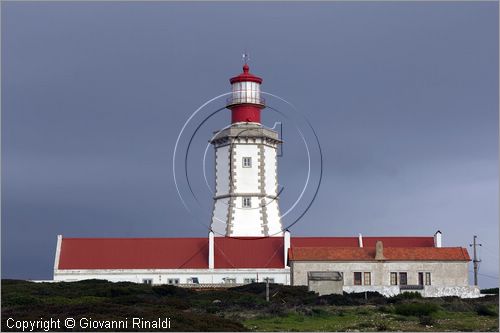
[343,286,400,297]
[342,286,480,298]
[422,286,481,298]
[54,268,290,285]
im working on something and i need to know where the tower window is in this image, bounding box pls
[243,197,251,208]
[242,157,252,168]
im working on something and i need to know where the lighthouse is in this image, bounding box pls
[210,63,283,237]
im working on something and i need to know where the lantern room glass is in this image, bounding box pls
[229,81,262,105]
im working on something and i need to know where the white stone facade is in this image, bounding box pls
[291,260,479,298]
[210,123,283,237]
[291,261,469,287]
[54,268,290,285]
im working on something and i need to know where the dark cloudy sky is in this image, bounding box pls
[2,2,498,287]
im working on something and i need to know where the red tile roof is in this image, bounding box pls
[58,238,209,270]
[57,237,285,270]
[291,237,435,248]
[288,246,470,262]
[56,235,441,270]
[214,237,284,268]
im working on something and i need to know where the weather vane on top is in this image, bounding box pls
[242,51,250,64]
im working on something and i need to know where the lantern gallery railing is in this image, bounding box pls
[226,96,265,107]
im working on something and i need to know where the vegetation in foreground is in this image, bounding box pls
[1,279,498,331]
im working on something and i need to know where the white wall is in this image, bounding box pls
[215,145,229,196]
[233,143,260,193]
[211,198,229,236]
[54,268,290,285]
[264,145,278,195]
[231,196,265,236]
[211,135,283,237]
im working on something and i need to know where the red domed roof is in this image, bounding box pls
[230,64,263,84]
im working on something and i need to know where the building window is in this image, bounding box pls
[224,278,236,284]
[390,272,398,285]
[354,272,362,285]
[263,278,275,283]
[242,157,252,168]
[399,272,408,286]
[167,278,179,285]
[142,279,153,285]
[418,272,424,286]
[187,277,199,284]
[244,278,256,284]
[363,272,371,285]
[243,197,251,208]
[425,272,432,286]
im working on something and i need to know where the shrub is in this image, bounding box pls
[480,288,499,295]
[347,291,386,303]
[152,285,192,297]
[476,304,498,317]
[378,305,395,313]
[440,298,474,312]
[318,293,360,306]
[3,294,41,306]
[419,315,435,326]
[388,292,422,303]
[376,322,388,331]
[394,302,439,316]
[267,302,287,316]
[356,308,371,315]
[311,307,328,316]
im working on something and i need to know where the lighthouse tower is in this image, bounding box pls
[210,64,283,237]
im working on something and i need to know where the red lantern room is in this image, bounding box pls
[226,64,265,124]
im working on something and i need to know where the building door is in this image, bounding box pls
[418,272,424,286]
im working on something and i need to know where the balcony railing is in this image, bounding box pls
[226,96,265,107]
[400,284,424,290]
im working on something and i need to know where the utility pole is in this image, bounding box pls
[266,280,270,302]
[469,235,482,286]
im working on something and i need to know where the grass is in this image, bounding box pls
[244,307,499,332]
[2,279,498,331]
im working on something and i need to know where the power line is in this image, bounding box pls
[469,271,498,280]
[481,245,499,259]
[478,272,499,280]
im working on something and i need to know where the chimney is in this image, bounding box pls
[209,231,214,269]
[434,230,442,248]
[358,233,363,248]
[375,240,385,260]
[284,230,291,267]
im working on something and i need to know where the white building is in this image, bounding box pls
[53,64,478,297]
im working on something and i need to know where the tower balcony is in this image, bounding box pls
[226,96,265,108]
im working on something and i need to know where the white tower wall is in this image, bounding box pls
[214,145,230,196]
[233,144,260,193]
[210,124,283,237]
